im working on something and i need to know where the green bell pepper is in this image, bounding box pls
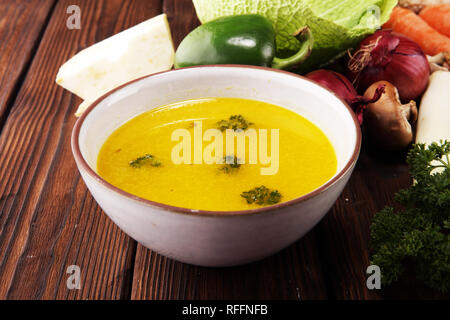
[174,14,313,70]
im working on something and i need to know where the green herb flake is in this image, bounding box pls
[217,115,253,131]
[129,154,162,168]
[220,155,241,174]
[241,185,282,206]
[369,140,450,293]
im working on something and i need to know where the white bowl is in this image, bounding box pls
[71,65,361,267]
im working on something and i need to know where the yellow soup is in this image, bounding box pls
[97,98,337,211]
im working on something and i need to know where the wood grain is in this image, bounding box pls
[0,0,56,129]
[131,233,329,300]
[162,0,200,48]
[0,0,162,299]
[314,150,403,300]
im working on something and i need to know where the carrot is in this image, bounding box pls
[383,7,450,56]
[419,4,450,37]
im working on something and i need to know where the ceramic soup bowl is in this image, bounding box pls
[72,65,361,267]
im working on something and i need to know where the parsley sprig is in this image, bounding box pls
[370,141,450,292]
[241,186,282,206]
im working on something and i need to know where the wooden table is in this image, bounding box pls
[0,0,446,300]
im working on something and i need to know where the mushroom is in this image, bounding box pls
[363,81,418,151]
[427,52,450,73]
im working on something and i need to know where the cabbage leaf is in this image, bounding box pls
[192,0,397,71]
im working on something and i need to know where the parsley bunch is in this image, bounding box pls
[370,141,450,292]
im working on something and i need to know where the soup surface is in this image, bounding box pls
[97,98,337,211]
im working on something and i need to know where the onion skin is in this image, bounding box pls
[348,30,430,102]
[306,69,357,106]
[306,69,385,124]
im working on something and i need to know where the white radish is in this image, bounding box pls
[56,14,175,116]
[415,70,450,145]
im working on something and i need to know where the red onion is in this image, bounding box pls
[348,29,430,102]
[306,69,385,124]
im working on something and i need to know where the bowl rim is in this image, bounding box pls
[71,64,361,217]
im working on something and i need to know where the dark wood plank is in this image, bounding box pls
[130,0,329,300]
[0,0,162,299]
[0,0,56,129]
[131,232,329,300]
[163,0,200,48]
[313,151,398,300]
